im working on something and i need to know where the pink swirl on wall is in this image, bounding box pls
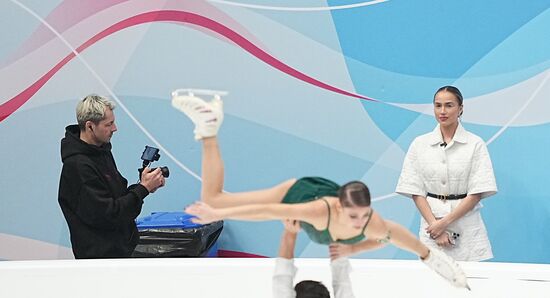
[0,10,376,122]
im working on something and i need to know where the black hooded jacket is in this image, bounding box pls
[58,125,149,258]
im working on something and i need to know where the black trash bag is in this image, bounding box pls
[133,212,223,257]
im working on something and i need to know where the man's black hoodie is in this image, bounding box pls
[58,125,149,258]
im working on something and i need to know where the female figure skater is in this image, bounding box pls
[171,92,469,289]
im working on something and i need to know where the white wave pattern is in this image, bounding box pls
[390,69,550,127]
[209,0,389,11]
[0,233,74,260]
[487,69,550,143]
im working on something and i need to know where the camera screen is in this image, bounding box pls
[141,146,160,161]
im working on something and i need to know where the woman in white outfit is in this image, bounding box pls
[396,86,497,261]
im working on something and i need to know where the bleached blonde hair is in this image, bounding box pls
[76,94,115,130]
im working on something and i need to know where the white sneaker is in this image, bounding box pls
[422,248,470,290]
[172,94,223,140]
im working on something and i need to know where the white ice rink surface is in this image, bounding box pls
[1,258,549,298]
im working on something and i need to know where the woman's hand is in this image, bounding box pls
[434,232,453,248]
[185,201,220,224]
[329,243,355,260]
[426,218,449,239]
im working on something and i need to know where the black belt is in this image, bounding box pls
[426,193,467,201]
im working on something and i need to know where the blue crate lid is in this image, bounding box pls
[136,211,202,229]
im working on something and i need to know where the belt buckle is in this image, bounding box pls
[438,194,448,202]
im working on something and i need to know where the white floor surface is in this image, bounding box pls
[0,258,549,298]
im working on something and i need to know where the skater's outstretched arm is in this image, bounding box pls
[185,200,325,227]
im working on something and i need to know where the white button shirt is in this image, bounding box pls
[272,258,355,298]
[396,123,497,261]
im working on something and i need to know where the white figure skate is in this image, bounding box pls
[171,89,226,140]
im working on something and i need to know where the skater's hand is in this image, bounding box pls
[329,243,354,260]
[185,201,220,224]
[426,218,449,239]
[282,219,301,234]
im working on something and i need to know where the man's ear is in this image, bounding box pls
[86,121,93,131]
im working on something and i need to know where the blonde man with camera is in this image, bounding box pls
[58,94,165,259]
